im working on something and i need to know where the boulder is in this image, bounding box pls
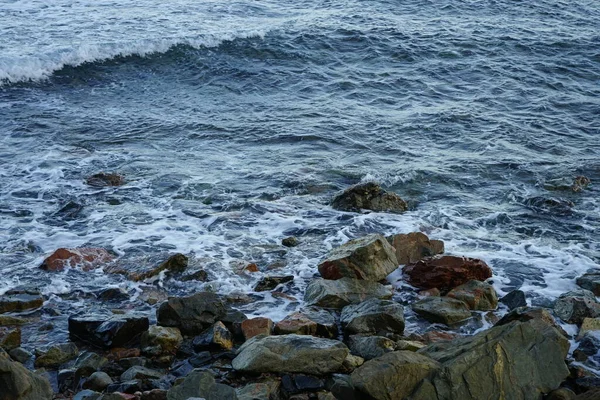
[141,326,183,357]
[305,278,393,309]
[499,289,527,310]
[0,353,53,400]
[412,297,471,325]
[282,237,299,247]
[576,271,600,296]
[69,312,149,348]
[86,173,125,187]
[0,289,44,314]
[274,308,338,338]
[232,334,349,375]
[254,275,294,292]
[351,351,440,400]
[9,347,32,364]
[192,322,233,351]
[120,366,163,382]
[156,292,227,336]
[340,298,404,335]
[386,232,444,265]
[0,327,21,351]
[578,317,600,340]
[83,371,113,392]
[35,343,79,368]
[403,255,492,293]
[318,234,398,281]
[40,248,114,272]
[331,182,407,213]
[447,280,498,311]
[554,289,600,325]
[166,369,237,400]
[128,253,188,282]
[241,317,273,340]
[347,335,395,360]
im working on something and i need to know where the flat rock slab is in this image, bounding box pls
[156,292,228,336]
[341,298,404,335]
[386,232,444,265]
[69,312,149,348]
[412,297,471,325]
[318,234,398,281]
[331,182,408,213]
[0,290,44,314]
[305,278,393,309]
[232,334,349,375]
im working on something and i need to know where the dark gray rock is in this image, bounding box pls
[554,289,600,325]
[8,347,32,364]
[305,278,393,309]
[120,366,164,382]
[499,290,527,310]
[254,276,294,292]
[73,390,102,400]
[157,292,227,336]
[0,352,53,400]
[576,271,600,296]
[69,312,149,348]
[282,237,299,247]
[340,298,404,335]
[331,182,407,213]
[192,321,233,351]
[166,369,238,400]
[412,297,471,325]
[83,371,113,392]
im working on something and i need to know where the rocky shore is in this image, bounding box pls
[1,182,599,400]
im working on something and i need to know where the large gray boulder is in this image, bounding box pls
[318,234,398,281]
[232,334,349,375]
[340,298,404,335]
[167,369,237,400]
[157,292,227,335]
[0,353,53,400]
[554,289,600,325]
[412,297,471,325]
[386,232,444,265]
[331,182,408,213]
[305,278,393,309]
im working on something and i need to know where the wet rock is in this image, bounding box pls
[189,351,212,368]
[304,277,393,309]
[236,380,280,400]
[55,200,84,220]
[254,275,294,292]
[156,292,227,336]
[331,182,407,213]
[129,253,188,282]
[97,288,130,302]
[348,335,395,360]
[241,317,273,340]
[0,327,21,351]
[69,312,149,348]
[282,237,299,247]
[0,289,44,314]
[578,317,600,339]
[0,315,28,326]
[192,321,233,351]
[340,298,404,335]
[9,347,32,363]
[413,316,570,400]
[84,371,113,392]
[446,280,497,311]
[141,326,183,357]
[318,234,398,281]
[141,389,168,400]
[282,374,325,394]
[554,289,600,325]
[166,369,238,400]
[0,352,53,399]
[120,366,163,382]
[576,271,600,296]
[275,308,338,338]
[34,342,79,368]
[546,388,576,400]
[573,332,600,362]
[524,196,574,215]
[412,296,471,325]
[180,269,209,282]
[395,340,426,352]
[86,173,125,187]
[40,247,114,272]
[499,289,527,310]
[386,232,444,265]
[74,389,102,400]
[106,380,143,394]
[403,255,493,293]
[232,334,349,375]
[572,176,591,192]
[351,351,440,400]
[544,176,591,193]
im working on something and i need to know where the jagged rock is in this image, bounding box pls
[554,289,600,325]
[341,298,404,335]
[573,331,600,362]
[106,379,143,394]
[351,351,440,400]
[120,366,163,382]
[40,248,114,272]
[141,326,182,358]
[254,275,294,292]
[232,334,349,375]
[241,317,273,340]
[347,335,395,360]
[129,253,188,282]
[69,312,149,348]
[318,234,398,281]
[412,297,471,325]
[274,308,338,338]
[237,380,280,400]
[386,232,444,265]
[0,327,21,351]
[524,196,574,215]
[576,271,600,296]
[282,237,299,247]
[341,353,365,373]
[141,389,168,400]
[395,340,426,352]
[447,280,498,311]
[192,322,233,351]
[0,352,53,399]
[0,289,44,314]
[305,278,393,309]
[499,289,527,310]
[331,182,407,213]
[403,255,493,293]
[35,343,79,368]
[156,292,227,336]
[86,173,125,187]
[166,369,237,400]
[83,371,113,392]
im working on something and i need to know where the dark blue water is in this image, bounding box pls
[0,0,599,346]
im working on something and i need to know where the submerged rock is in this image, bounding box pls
[128,253,188,282]
[86,173,125,187]
[0,352,53,400]
[232,334,349,375]
[304,278,393,309]
[447,280,498,311]
[156,292,227,336]
[386,232,444,265]
[254,275,294,291]
[318,234,398,281]
[554,289,600,325]
[40,247,114,272]
[331,182,408,213]
[412,297,471,325]
[340,298,404,335]
[68,312,149,348]
[403,255,492,293]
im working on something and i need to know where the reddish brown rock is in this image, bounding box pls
[241,318,274,340]
[40,248,114,272]
[275,312,317,336]
[386,232,444,265]
[422,331,461,344]
[86,172,125,187]
[107,348,141,361]
[403,255,492,293]
[245,263,259,273]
